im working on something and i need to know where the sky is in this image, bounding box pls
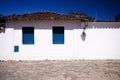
[0,0,120,20]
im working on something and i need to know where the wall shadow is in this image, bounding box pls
[6,20,120,30]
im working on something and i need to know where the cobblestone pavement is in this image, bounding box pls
[0,60,120,80]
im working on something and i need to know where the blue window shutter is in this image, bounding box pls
[53,27,64,44]
[22,27,34,44]
[14,46,19,52]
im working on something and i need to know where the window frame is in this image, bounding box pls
[22,27,34,45]
[14,46,19,52]
[52,26,64,44]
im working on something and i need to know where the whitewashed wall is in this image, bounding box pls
[74,22,120,59]
[0,20,120,60]
[0,28,14,60]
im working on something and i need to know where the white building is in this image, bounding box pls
[0,11,120,60]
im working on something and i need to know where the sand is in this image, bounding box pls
[0,60,120,80]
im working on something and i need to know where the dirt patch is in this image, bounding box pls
[0,60,120,80]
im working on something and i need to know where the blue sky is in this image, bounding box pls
[0,0,120,20]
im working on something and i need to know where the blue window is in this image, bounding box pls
[22,27,34,44]
[14,46,19,52]
[53,27,64,44]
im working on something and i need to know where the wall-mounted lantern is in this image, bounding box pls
[0,26,5,33]
[81,31,86,41]
[0,26,4,30]
[0,16,6,33]
[81,19,88,41]
[0,15,6,33]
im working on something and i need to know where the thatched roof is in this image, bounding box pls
[5,11,120,22]
[6,11,89,21]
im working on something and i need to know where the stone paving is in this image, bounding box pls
[0,60,120,80]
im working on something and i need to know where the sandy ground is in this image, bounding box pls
[0,60,120,80]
